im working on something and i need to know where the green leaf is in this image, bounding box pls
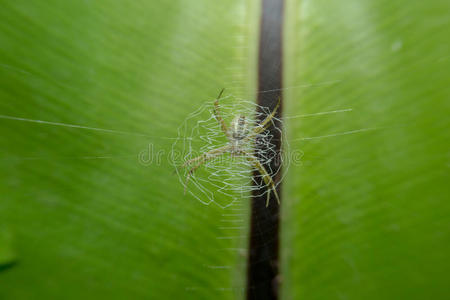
[2,0,449,299]
[0,227,17,270]
[282,0,450,299]
[0,1,258,298]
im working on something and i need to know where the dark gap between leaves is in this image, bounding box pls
[246,0,284,299]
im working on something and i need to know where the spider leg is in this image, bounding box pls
[181,145,230,168]
[213,88,231,138]
[253,96,280,135]
[241,151,280,207]
[183,147,229,195]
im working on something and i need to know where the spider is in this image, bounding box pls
[181,89,280,207]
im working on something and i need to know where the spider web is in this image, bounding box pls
[170,94,289,208]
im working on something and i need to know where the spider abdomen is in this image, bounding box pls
[230,115,248,139]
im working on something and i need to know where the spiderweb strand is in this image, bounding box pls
[0,114,176,140]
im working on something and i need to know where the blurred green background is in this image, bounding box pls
[282,0,449,299]
[0,0,257,299]
[0,0,449,299]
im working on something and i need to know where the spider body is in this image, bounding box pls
[181,89,280,206]
[230,115,249,153]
